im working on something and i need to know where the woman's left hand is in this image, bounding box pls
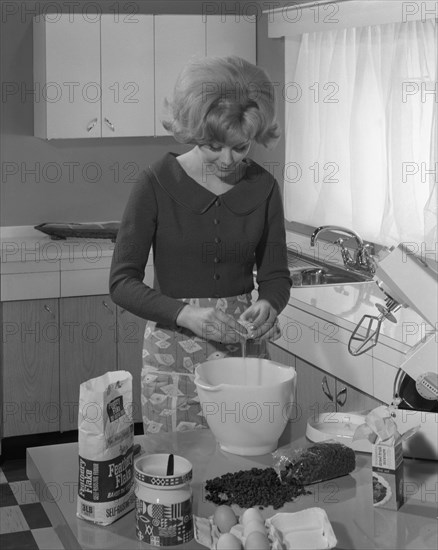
[239,299,281,341]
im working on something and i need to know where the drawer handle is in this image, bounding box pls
[321,376,334,401]
[336,387,347,407]
[104,117,115,131]
[102,300,114,314]
[87,118,98,132]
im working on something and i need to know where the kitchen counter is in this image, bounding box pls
[0,225,115,300]
[285,230,431,352]
[1,226,429,349]
[27,429,438,550]
[0,225,153,299]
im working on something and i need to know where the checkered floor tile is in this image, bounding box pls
[0,460,64,550]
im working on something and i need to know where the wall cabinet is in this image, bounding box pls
[33,14,154,139]
[206,15,256,61]
[154,14,256,136]
[1,295,146,438]
[34,14,256,139]
[1,299,59,437]
[154,15,206,137]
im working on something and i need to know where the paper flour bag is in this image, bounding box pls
[77,371,135,525]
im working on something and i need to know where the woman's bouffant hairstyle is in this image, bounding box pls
[162,56,280,149]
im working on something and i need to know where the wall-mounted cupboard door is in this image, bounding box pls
[101,15,154,137]
[34,14,101,139]
[154,15,206,137]
[206,15,256,63]
[154,14,257,136]
[34,14,154,139]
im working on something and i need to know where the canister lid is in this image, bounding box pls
[135,454,192,486]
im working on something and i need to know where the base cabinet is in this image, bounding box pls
[1,299,59,437]
[116,307,146,424]
[269,343,384,447]
[293,357,383,440]
[59,295,118,431]
[3,298,384,439]
[1,295,145,439]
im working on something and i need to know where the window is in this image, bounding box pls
[283,18,437,248]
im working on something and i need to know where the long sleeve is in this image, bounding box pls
[109,171,187,327]
[255,181,292,314]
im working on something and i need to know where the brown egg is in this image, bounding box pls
[217,533,242,550]
[244,530,270,550]
[243,519,266,538]
[214,504,238,533]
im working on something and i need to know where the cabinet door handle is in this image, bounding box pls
[104,117,115,131]
[336,387,347,407]
[44,304,55,317]
[87,118,98,132]
[102,300,114,314]
[321,376,334,401]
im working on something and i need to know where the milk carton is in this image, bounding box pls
[353,406,419,512]
[372,435,404,510]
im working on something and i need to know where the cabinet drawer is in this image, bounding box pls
[1,272,60,301]
[60,268,111,297]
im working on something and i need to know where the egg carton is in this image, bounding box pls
[194,507,337,550]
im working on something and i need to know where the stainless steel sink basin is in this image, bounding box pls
[288,253,372,287]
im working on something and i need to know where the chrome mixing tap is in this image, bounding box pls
[310,225,376,275]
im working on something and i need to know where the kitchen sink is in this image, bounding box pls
[288,253,372,287]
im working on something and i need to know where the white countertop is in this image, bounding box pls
[0,225,117,300]
[27,430,438,550]
[1,225,115,265]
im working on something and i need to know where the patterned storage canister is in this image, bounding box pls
[134,454,194,546]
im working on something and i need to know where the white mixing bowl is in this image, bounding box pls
[194,358,296,456]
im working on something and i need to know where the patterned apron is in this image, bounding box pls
[141,294,267,433]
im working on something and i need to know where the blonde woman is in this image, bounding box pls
[110,56,291,434]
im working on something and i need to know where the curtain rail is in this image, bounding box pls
[262,0,351,15]
[267,1,436,37]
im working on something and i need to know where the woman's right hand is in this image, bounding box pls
[176,305,248,344]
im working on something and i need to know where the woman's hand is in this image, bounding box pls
[239,299,281,341]
[176,305,247,344]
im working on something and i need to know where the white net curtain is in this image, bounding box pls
[284,18,437,248]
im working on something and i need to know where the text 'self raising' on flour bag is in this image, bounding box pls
[77,371,135,525]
